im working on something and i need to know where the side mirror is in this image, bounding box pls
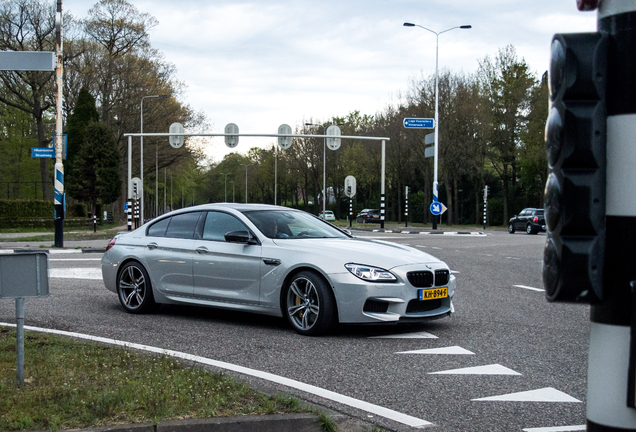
[225,231,258,244]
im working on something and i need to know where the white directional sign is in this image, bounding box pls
[224,123,239,148]
[425,146,435,158]
[326,124,341,150]
[278,124,292,149]
[430,201,447,216]
[169,122,184,148]
[403,118,435,129]
[425,133,435,145]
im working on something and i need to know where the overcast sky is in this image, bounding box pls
[63,0,597,163]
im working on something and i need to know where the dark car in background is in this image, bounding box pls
[356,209,381,223]
[508,208,546,235]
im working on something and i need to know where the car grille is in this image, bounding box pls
[407,271,434,288]
[363,299,389,313]
[406,299,442,314]
[435,270,449,286]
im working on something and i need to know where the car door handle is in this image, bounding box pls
[147,242,158,250]
[196,246,209,254]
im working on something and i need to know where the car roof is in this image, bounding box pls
[165,203,296,216]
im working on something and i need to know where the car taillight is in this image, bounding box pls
[105,238,116,251]
[534,216,539,223]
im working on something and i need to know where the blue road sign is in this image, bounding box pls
[430,201,447,216]
[403,118,435,129]
[31,148,55,158]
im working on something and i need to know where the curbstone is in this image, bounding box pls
[157,414,321,432]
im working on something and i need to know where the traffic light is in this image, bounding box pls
[543,32,608,303]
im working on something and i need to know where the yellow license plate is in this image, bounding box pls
[418,287,448,300]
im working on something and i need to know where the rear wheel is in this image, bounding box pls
[526,224,535,235]
[283,271,336,336]
[117,262,157,313]
[508,223,515,234]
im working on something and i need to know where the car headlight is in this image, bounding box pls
[345,263,397,282]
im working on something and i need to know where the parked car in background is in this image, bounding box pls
[356,209,381,223]
[508,208,546,234]
[319,210,336,221]
[102,204,455,336]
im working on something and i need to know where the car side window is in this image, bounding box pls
[147,217,170,237]
[165,212,201,239]
[202,212,248,241]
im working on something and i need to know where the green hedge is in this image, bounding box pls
[0,199,54,219]
[0,217,94,230]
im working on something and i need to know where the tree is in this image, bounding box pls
[0,0,69,200]
[478,45,536,223]
[67,121,121,214]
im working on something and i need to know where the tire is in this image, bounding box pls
[526,224,535,235]
[283,271,337,336]
[508,223,515,234]
[117,262,157,314]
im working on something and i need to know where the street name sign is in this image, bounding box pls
[403,118,435,129]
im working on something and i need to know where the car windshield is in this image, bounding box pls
[244,210,348,239]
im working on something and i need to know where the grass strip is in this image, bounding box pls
[0,327,306,431]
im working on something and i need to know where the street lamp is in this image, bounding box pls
[403,22,471,229]
[140,94,167,223]
[240,164,253,203]
[230,180,235,203]
[219,173,230,202]
[305,122,344,216]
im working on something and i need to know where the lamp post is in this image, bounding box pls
[305,122,344,216]
[403,22,471,229]
[230,180,235,203]
[220,173,230,202]
[140,94,167,223]
[240,164,253,203]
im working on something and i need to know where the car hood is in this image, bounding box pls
[271,237,443,269]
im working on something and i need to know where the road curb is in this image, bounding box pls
[369,229,486,236]
[26,413,324,432]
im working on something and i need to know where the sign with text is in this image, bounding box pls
[403,118,435,129]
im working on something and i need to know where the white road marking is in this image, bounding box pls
[429,364,521,375]
[506,256,521,260]
[49,268,102,280]
[50,258,102,261]
[396,346,474,355]
[431,247,441,250]
[370,331,438,339]
[0,323,433,429]
[514,285,545,292]
[472,387,581,403]
[523,426,586,432]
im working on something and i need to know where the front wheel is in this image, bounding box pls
[283,271,336,336]
[117,262,157,314]
[508,223,515,234]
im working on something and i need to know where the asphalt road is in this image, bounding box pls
[0,229,589,432]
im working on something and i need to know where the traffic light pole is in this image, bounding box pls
[587,2,636,430]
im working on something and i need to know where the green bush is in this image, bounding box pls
[0,199,53,219]
[73,203,87,217]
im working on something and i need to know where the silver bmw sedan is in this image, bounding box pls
[101,203,455,336]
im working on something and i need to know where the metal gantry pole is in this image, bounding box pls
[15,297,24,384]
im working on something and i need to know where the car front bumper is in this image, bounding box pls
[329,264,456,324]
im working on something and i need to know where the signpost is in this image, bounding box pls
[403,118,435,129]
[0,253,49,384]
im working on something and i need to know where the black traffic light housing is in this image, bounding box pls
[543,32,608,304]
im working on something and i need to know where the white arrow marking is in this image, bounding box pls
[396,346,474,355]
[429,364,521,375]
[371,331,438,339]
[473,387,581,403]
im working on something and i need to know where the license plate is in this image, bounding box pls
[418,287,448,300]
